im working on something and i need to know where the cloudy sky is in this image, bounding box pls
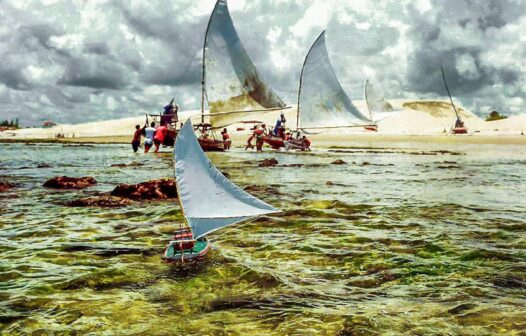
[0,0,524,126]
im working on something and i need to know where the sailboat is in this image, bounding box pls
[281,31,377,150]
[163,119,281,262]
[197,0,289,151]
[441,66,468,134]
[364,79,395,131]
[265,30,375,150]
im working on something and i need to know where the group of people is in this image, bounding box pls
[132,121,169,153]
[245,116,311,152]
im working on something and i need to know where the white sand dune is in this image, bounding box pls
[1,100,524,139]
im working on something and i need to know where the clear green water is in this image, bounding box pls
[0,141,525,335]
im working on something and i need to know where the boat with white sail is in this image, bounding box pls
[163,119,281,262]
[198,0,289,150]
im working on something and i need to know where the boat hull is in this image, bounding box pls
[284,140,309,151]
[151,130,226,152]
[163,238,211,263]
[198,138,226,152]
[364,125,378,132]
[262,136,285,149]
[452,127,468,134]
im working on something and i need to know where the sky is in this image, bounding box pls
[0,0,525,126]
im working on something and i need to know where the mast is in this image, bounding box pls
[297,30,326,131]
[201,1,219,124]
[441,65,460,120]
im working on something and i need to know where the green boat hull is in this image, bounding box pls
[163,239,210,262]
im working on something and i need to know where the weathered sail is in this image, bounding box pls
[298,31,370,129]
[174,119,280,239]
[204,0,286,127]
[364,79,393,122]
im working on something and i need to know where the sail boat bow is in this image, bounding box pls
[163,119,280,262]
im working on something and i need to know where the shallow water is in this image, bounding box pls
[0,141,525,335]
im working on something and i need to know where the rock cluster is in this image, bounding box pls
[111,179,177,200]
[44,176,97,189]
[258,158,279,167]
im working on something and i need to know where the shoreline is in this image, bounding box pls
[1,133,526,147]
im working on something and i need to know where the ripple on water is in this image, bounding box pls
[0,143,525,334]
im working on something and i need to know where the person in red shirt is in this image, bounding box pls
[131,124,144,153]
[255,126,265,152]
[302,135,311,151]
[221,128,231,150]
[153,122,168,153]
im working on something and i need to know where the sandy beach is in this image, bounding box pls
[2,100,525,147]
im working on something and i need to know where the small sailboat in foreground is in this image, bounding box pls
[163,119,281,262]
[441,66,468,134]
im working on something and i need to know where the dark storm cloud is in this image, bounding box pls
[405,0,526,113]
[58,56,131,90]
[0,0,524,126]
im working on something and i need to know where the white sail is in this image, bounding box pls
[364,79,395,123]
[298,31,370,129]
[174,119,280,239]
[204,0,286,127]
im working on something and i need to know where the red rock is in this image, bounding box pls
[111,179,177,200]
[331,159,347,165]
[43,176,97,189]
[0,181,14,193]
[258,158,278,167]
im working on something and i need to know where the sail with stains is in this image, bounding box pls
[203,0,286,128]
[175,119,280,239]
[297,31,370,129]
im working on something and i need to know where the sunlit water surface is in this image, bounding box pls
[0,141,525,335]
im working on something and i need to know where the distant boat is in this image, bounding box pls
[163,119,281,262]
[364,79,397,132]
[197,0,289,150]
[441,66,468,134]
[264,30,374,150]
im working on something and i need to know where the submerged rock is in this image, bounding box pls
[110,162,144,168]
[0,181,14,193]
[331,159,347,165]
[258,158,278,167]
[43,176,97,189]
[111,179,177,200]
[66,196,132,207]
[244,185,280,195]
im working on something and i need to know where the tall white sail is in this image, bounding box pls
[297,31,370,129]
[203,0,286,128]
[364,79,394,122]
[174,119,280,239]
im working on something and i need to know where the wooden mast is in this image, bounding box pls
[441,65,460,121]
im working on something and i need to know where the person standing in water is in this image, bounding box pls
[153,122,168,153]
[221,128,231,150]
[144,122,156,153]
[131,124,145,153]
